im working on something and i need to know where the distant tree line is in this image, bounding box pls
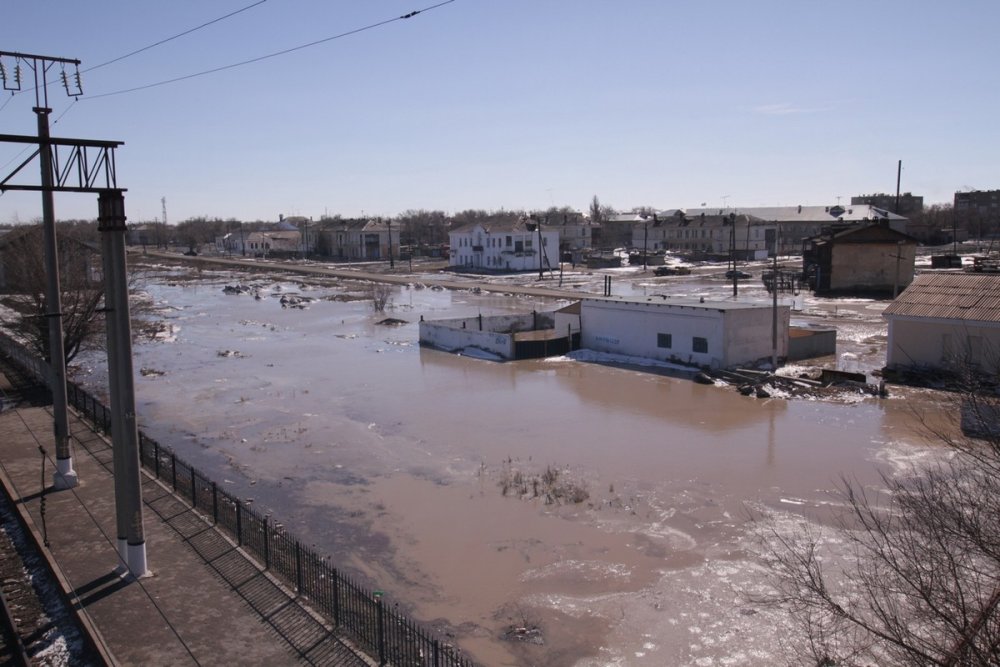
[9,196,1000,250]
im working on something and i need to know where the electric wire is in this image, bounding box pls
[86,0,457,100]
[0,1,456,198]
[83,0,269,74]
[0,0,270,113]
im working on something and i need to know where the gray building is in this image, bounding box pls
[851,192,923,215]
[954,189,1000,214]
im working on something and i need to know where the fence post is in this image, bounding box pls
[171,453,177,491]
[377,597,386,666]
[332,567,340,626]
[190,468,197,506]
[295,541,302,593]
[212,482,218,524]
[263,515,270,570]
[154,442,160,479]
[433,639,440,667]
[236,502,243,546]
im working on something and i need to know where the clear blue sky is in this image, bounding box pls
[2,0,997,224]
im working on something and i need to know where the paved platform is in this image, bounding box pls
[0,396,371,666]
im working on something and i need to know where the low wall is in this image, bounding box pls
[418,312,556,360]
[788,325,837,361]
[419,322,514,359]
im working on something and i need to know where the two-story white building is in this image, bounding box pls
[449,220,559,272]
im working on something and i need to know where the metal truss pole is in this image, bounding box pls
[98,190,148,577]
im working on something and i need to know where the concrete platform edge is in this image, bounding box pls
[0,458,118,667]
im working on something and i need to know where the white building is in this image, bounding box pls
[578,296,789,369]
[884,273,1000,372]
[449,220,559,272]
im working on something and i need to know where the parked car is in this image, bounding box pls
[654,266,692,276]
[725,270,751,279]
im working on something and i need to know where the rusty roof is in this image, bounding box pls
[883,273,1000,322]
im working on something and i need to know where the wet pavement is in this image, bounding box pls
[65,256,956,665]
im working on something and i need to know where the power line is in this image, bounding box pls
[85,0,270,74]
[0,1,270,113]
[86,0,457,100]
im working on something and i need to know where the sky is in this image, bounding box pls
[1,0,998,224]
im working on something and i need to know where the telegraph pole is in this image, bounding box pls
[387,218,394,269]
[99,190,147,576]
[1,51,148,576]
[161,196,168,249]
[895,160,902,214]
[2,50,83,488]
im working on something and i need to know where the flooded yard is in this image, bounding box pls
[72,261,951,665]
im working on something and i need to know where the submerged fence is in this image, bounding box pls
[0,333,476,667]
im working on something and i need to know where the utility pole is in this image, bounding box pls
[1,51,148,576]
[730,214,737,297]
[387,218,394,269]
[895,160,902,215]
[161,196,168,250]
[643,219,649,271]
[772,241,779,370]
[891,240,906,298]
[99,190,147,577]
[2,51,83,489]
[538,218,544,279]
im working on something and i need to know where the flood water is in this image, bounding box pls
[73,262,948,666]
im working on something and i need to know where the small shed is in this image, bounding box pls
[803,222,918,296]
[884,273,1000,372]
[579,296,789,369]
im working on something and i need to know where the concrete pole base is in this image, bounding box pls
[127,542,149,579]
[52,457,79,489]
[113,538,129,575]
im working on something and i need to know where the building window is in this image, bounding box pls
[506,236,512,247]
[657,333,672,349]
[692,336,708,353]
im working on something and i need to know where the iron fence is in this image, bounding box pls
[0,332,477,667]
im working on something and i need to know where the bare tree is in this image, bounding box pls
[366,282,393,313]
[0,223,157,365]
[756,363,1000,666]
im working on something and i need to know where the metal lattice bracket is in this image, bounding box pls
[0,134,124,194]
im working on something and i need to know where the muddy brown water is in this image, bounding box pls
[73,264,951,666]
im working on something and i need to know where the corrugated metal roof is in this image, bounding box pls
[677,204,906,223]
[884,273,1000,322]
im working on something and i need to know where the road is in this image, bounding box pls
[136,250,589,300]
